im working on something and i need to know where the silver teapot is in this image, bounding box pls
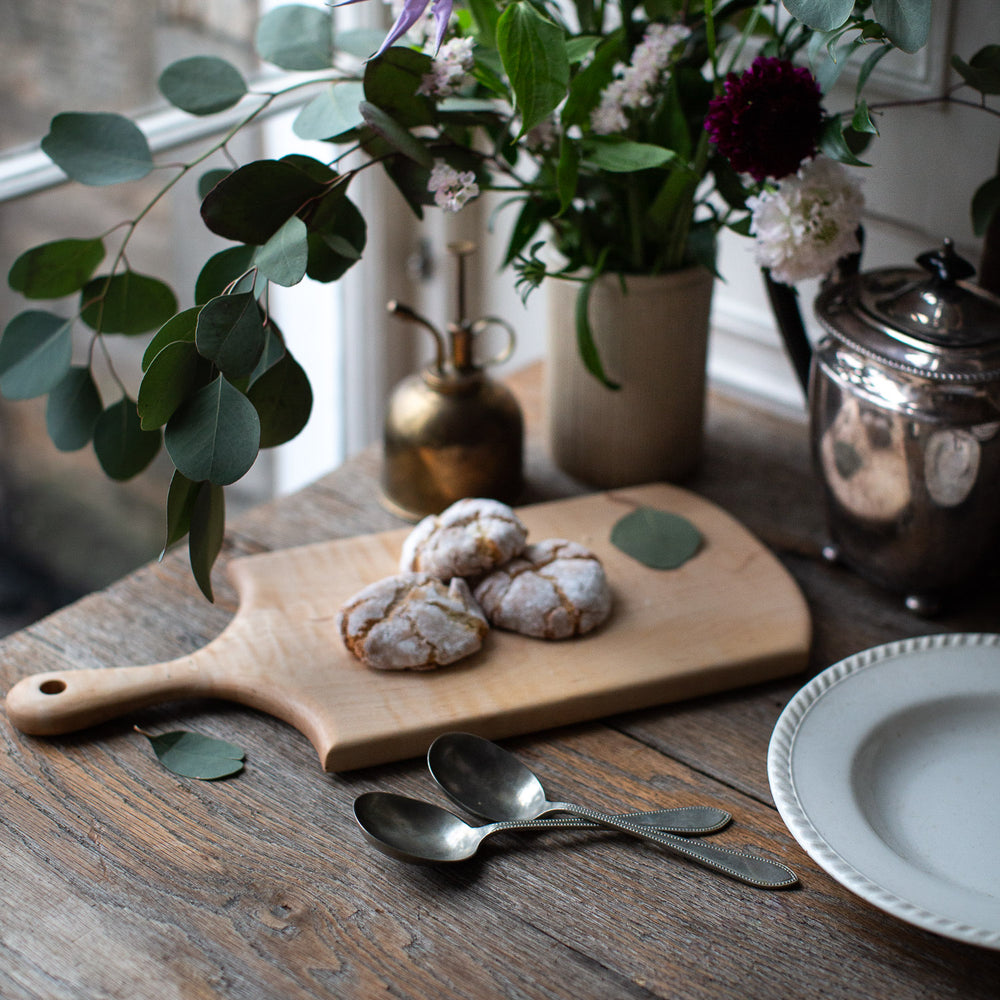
[764,240,1000,614]
[803,239,1000,613]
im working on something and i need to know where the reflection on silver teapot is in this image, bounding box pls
[770,239,1000,613]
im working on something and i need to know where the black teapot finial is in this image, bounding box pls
[916,238,976,286]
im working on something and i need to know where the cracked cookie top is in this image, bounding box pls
[399,498,528,581]
[338,572,489,670]
[473,539,612,640]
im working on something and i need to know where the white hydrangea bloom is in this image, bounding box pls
[591,23,691,135]
[748,157,864,285]
[428,160,480,212]
[418,36,475,98]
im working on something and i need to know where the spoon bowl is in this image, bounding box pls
[428,732,798,888]
[355,792,486,863]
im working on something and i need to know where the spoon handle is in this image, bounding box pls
[492,805,730,836]
[555,801,798,889]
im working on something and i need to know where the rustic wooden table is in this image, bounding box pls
[1,364,998,999]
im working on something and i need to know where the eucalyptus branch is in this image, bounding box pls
[866,91,1000,119]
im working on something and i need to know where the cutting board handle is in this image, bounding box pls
[4,660,206,736]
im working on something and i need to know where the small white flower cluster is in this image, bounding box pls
[418,36,476,98]
[748,157,864,285]
[428,160,480,212]
[591,23,691,135]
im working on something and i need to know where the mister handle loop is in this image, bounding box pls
[467,316,516,368]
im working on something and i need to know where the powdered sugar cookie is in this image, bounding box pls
[473,538,612,639]
[338,573,488,670]
[399,497,528,580]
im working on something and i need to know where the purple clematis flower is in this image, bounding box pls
[335,0,453,59]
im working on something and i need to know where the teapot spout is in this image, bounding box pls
[763,270,812,397]
[763,227,865,399]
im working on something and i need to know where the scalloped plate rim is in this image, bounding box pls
[768,632,1000,950]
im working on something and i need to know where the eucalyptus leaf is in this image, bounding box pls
[305,190,367,282]
[610,507,703,569]
[93,397,162,480]
[80,271,179,335]
[248,321,287,383]
[46,366,103,451]
[142,308,201,371]
[138,341,212,430]
[194,246,258,304]
[198,168,232,200]
[8,238,105,299]
[41,112,153,186]
[359,101,434,168]
[195,293,267,378]
[255,3,333,70]
[189,480,226,601]
[200,159,328,244]
[293,83,366,140]
[164,470,201,552]
[780,0,855,32]
[871,0,931,53]
[159,56,248,115]
[255,215,309,287]
[497,2,570,135]
[281,153,338,184]
[334,27,391,60]
[0,310,73,400]
[363,48,436,129]
[164,375,261,486]
[137,728,244,780]
[248,350,313,448]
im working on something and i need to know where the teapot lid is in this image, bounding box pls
[815,239,1000,382]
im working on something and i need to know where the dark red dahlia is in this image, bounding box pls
[704,55,823,182]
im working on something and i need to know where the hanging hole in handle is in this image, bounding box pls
[469,316,516,367]
[39,679,67,695]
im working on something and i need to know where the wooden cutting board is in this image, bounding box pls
[4,484,811,771]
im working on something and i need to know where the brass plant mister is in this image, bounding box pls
[381,241,524,520]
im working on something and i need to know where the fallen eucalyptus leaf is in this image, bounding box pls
[610,506,702,569]
[136,727,245,780]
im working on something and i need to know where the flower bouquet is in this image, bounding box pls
[3,0,996,596]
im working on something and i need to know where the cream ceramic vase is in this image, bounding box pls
[546,267,714,487]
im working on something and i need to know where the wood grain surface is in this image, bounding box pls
[4,485,810,770]
[0,363,998,1000]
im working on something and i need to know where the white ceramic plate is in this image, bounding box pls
[768,633,1000,949]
